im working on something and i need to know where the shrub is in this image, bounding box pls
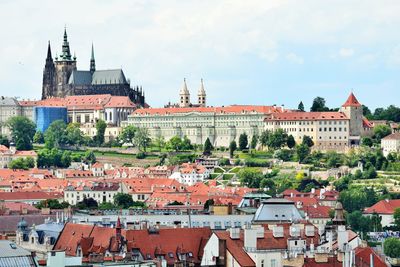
[136,152,146,159]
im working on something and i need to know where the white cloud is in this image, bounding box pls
[286,53,304,64]
[338,48,355,58]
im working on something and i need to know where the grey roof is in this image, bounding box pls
[92,69,127,85]
[68,70,92,85]
[253,198,303,222]
[35,222,64,238]
[68,69,128,85]
[0,240,38,267]
[0,96,19,106]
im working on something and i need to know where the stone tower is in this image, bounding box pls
[340,92,363,145]
[54,28,77,97]
[90,43,96,73]
[179,78,190,108]
[197,79,206,107]
[332,202,346,226]
[41,42,56,99]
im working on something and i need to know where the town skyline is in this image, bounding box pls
[1,1,400,110]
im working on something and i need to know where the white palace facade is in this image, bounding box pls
[125,90,372,150]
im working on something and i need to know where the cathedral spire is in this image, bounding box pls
[90,43,96,73]
[46,41,53,61]
[61,27,72,61]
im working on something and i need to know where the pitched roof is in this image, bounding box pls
[342,93,361,107]
[92,69,127,85]
[104,96,136,108]
[382,132,400,141]
[364,199,400,214]
[355,246,387,267]
[214,231,255,267]
[133,105,283,116]
[53,223,95,255]
[265,111,348,121]
[0,191,62,201]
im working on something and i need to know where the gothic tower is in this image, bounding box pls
[179,78,190,108]
[41,41,56,99]
[340,92,363,145]
[54,27,77,97]
[197,78,206,107]
[90,43,96,73]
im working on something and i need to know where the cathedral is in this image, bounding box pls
[42,28,145,106]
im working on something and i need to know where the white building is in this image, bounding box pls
[64,182,124,205]
[169,163,211,186]
[381,132,400,156]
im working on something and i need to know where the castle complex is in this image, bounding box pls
[42,29,145,106]
[125,92,372,150]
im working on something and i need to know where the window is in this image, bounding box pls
[261,260,265,267]
[271,259,277,267]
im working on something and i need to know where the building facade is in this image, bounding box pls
[41,28,145,106]
[381,132,400,156]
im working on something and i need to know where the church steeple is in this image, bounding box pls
[45,41,54,66]
[60,27,72,61]
[198,78,206,107]
[179,78,191,108]
[90,43,96,73]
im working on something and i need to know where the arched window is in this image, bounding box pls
[261,260,264,267]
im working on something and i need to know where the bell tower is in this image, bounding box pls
[179,78,191,107]
[54,27,77,97]
[197,79,206,107]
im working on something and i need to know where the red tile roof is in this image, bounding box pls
[342,92,361,107]
[364,199,400,215]
[53,223,95,256]
[265,111,348,121]
[355,246,387,267]
[0,191,62,201]
[133,105,283,116]
[104,96,136,108]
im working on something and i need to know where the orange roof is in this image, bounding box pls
[355,246,387,267]
[14,150,37,156]
[364,199,400,214]
[104,96,136,108]
[0,191,62,200]
[265,111,348,121]
[133,105,283,116]
[342,92,361,107]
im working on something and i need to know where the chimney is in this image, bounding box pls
[229,228,240,239]
[244,228,258,250]
[337,225,348,251]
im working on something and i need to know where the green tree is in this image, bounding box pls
[98,202,117,210]
[153,136,165,151]
[134,128,151,152]
[83,150,96,164]
[119,125,137,145]
[326,151,342,168]
[181,136,193,150]
[296,144,310,163]
[114,193,134,209]
[298,101,305,112]
[65,123,84,146]
[229,140,237,158]
[362,105,372,117]
[259,131,270,149]
[302,135,314,147]
[8,157,35,170]
[267,129,288,150]
[287,135,296,149]
[361,137,373,147]
[238,168,264,188]
[33,131,44,144]
[384,238,400,258]
[167,136,183,152]
[203,138,213,155]
[94,119,107,145]
[76,197,98,209]
[310,97,329,112]
[44,120,67,149]
[250,135,258,150]
[239,133,248,151]
[0,134,9,147]
[373,124,392,141]
[394,208,400,229]
[339,187,377,213]
[36,199,69,209]
[7,116,36,150]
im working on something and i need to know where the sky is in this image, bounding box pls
[0,0,399,111]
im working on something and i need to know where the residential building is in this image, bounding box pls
[0,239,38,267]
[381,132,400,156]
[53,221,211,265]
[169,163,211,185]
[0,191,63,205]
[0,145,37,169]
[252,198,303,224]
[0,96,22,136]
[364,199,400,227]
[64,182,124,205]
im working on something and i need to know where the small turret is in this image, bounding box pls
[90,43,96,73]
[197,78,206,107]
[179,78,191,108]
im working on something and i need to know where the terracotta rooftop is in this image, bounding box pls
[265,111,348,121]
[342,92,361,107]
[364,199,400,214]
